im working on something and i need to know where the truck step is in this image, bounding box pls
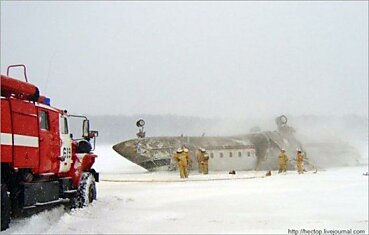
[23,198,69,209]
[63,189,77,194]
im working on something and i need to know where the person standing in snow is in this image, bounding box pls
[183,148,191,177]
[296,150,304,174]
[196,148,206,173]
[201,152,210,174]
[278,149,288,173]
[173,148,189,178]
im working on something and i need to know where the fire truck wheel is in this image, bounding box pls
[1,184,11,231]
[74,172,97,208]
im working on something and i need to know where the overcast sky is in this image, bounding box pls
[1,1,368,118]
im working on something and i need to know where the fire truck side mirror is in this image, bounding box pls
[89,130,99,138]
[82,119,90,138]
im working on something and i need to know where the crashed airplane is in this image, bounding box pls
[113,115,314,171]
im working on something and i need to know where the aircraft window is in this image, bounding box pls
[238,152,242,157]
[210,153,214,158]
[220,152,223,158]
[39,111,49,130]
[229,152,233,158]
[247,152,251,157]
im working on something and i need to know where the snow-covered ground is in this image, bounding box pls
[2,145,368,234]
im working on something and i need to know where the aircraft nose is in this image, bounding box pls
[112,140,138,161]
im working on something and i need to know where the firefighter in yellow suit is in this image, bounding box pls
[296,150,304,174]
[173,148,189,178]
[201,152,209,174]
[183,148,191,177]
[278,149,288,173]
[196,148,206,173]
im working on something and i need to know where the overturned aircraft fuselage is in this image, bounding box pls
[113,115,309,171]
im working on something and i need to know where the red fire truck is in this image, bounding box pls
[1,65,99,230]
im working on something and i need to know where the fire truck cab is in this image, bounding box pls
[1,65,99,231]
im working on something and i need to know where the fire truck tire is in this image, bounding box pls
[73,172,97,208]
[1,184,11,231]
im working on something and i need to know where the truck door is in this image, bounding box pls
[38,108,60,173]
[58,114,72,173]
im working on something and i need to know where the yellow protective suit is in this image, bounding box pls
[174,152,189,178]
[297,153,304,174]
[196,150,205,173]
[184,150,191,176]
[201,153,209,174]
[278,152,288,173]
